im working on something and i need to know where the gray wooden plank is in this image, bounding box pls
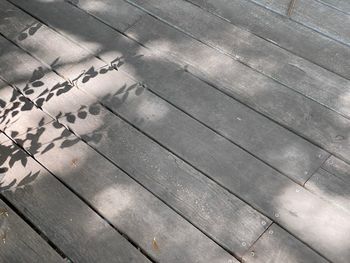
[318,0,350,14]
[0,34,269,259]
[124,14,350,162]
[59,98,350,263]
[15,77,268,259]
[0,34,343,263]
[69,0,144,32]
[242,224,329,263]
[0,0,329,184]
[250,0,350,46]
[46,0,350,169]
[183,0,350,80]
[0,33,332,263]
[306,169,350,213]
[1,3,349,262]
[73,0,350,121]
[322,155,350,181]
[0,199,64,263]
[305,156,350,213]
[0,138,149,262]
[7,112,238,263]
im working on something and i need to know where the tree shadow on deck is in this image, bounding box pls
[1,0,350,262]
[0,55,144,191]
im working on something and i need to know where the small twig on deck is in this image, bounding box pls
[287,0,297,17]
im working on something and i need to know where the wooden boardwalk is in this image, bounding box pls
[0,0,349,262]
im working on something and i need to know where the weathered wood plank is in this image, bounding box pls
[250,0,350,45]
[322,155,350,180]
[0,137,149,262]
[0,34,269,258]
[183,0,350,80]
[0,198,64,262]
[305,156,350,213]
[21,82,269,258]
[0,35,332,263]
[242,224,329,263]
[74,0,350,121]
[36,0,348,169]
[60,99,350,263]
[69,0,144,32]
[124,14,350,162]
[0,0,329,184]
[6,113,238,263]
[318,0,350,14]
[1,3,349,261]
[306,169,350,213]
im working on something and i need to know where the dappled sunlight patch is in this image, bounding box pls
[93,186,133,219]
[136,98,169,122]
[75,1,108,12]
[306,178,350,213]
[275,184,350,257]
[267,143,309,165]
[143,39,174,57]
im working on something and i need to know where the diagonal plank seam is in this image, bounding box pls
[0,172,69,261]
[1,2,348,262]
[0,41,331,263]
[62,0,337,182]
[181,0,350,82]
[120,0,350,164]
[314,0,350,15]
[0,89,157,262]
[302,156,331,187]
[123,0,350,121]
[245,0,350,48]
[0,1,317,187]
[0,58,244,262]
[0,12,271,255]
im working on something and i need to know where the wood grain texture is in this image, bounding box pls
[124,11,350,163]
[0,199,64,263]
[306,156,350,213]
[12,119,238,263]
[242,224,329,263]
[184,0,350,80]
[0,138,149,263]
[1,0,349,262]
[0,0,329,184]
[60,102,350,263]
[318,0,350,14]
[146,0,350,120]
[56,93,271,258]
[0,80,240,261]
[322,155,350,181]
[251,0,350,45]
[0,22,269,259]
